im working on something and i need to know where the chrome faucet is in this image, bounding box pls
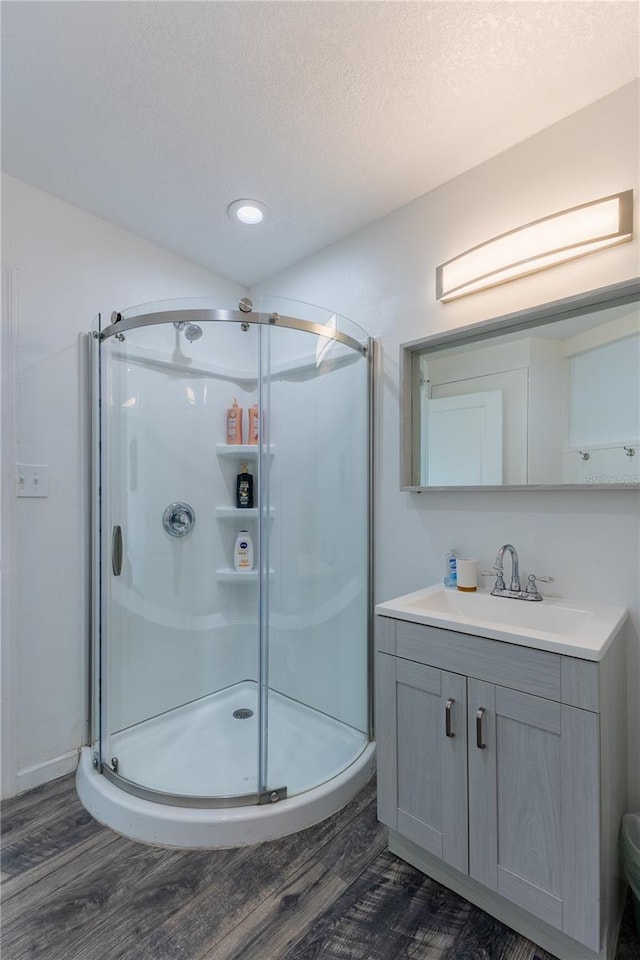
[484,543,554,601]
[495,543,520,592]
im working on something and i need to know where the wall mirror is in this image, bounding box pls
[401,278,640,490]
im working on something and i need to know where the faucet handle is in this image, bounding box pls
[526,574,554,593]
[481,569,505,590]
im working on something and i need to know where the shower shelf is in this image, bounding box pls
[215,444,275,458]
[215,567,274,582]
[215,507,275,519]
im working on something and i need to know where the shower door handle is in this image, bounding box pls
[112,525,123,576]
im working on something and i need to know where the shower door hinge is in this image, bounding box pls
[258,786,287,804]
[110,757,119,773]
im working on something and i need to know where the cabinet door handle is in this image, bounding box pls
[476,707,486,749]
[112,525,123,577]
[445,698,455,738]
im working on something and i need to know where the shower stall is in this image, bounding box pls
[77,295,375,847]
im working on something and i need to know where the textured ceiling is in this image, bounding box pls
[2,1,639,286]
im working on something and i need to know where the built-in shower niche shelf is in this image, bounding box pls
[215,507,275,519]
[215,444,275,458]
[215,567,275,582]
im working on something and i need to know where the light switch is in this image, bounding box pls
[17,464,49,498]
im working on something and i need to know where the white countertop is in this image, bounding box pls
[375,584,628,661]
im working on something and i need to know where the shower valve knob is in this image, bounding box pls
[163,502,196,537]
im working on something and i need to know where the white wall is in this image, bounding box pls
[254,83,640,806]
[1,173,247,795]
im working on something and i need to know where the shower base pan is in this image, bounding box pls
[77,681,375,848]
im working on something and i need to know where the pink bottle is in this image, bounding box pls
[226,398,243,445]
[248,402,259,445]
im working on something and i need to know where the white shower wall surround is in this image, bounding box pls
[107,335,367,731]
[81,299,373,846]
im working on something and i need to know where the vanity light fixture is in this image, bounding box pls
[436,190,633,302]
[227,199,268,225]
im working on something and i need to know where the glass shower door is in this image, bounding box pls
[98,317,265,802]
[259,312,370,799]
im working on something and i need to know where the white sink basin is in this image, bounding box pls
[376,585,627,659]
[407,588,592,634]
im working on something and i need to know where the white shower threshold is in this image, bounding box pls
[77,682,376,848]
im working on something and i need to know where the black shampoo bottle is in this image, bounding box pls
[236,463,254,509]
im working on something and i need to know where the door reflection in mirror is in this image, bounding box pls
[405,283,640,489]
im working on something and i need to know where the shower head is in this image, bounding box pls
[184,322,203,342]
[173,320,203,342]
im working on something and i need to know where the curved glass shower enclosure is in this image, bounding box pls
[86,296,372,834]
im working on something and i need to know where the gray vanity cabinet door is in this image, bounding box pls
[467,680,600,950]
[378,654,468,874]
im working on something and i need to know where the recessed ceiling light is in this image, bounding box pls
[227,199,267,225]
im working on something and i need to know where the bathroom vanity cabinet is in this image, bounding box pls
[375,614,628,960]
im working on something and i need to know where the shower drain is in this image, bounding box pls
[233,708,254,720]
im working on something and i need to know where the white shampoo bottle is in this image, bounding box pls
[234,530,254,572]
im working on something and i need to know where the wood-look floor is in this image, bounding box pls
[1,774,638,960]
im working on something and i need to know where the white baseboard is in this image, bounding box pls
[15,749,80,795]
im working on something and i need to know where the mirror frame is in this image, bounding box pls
[400,277,640,492]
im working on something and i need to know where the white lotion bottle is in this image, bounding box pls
[234,530,254,572]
